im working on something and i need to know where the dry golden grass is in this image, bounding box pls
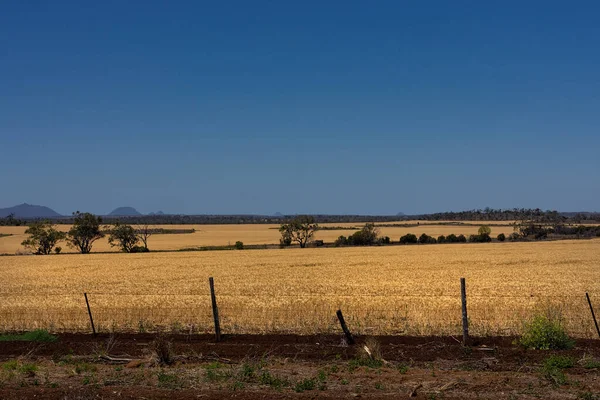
[1,239,599,337]
[0,221,516,254]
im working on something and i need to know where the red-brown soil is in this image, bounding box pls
[1,333,599,399]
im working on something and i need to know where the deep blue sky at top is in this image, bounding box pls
[1,1,599,215]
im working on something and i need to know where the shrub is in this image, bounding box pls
[457,234,467,243]
[130,245,150,253]
[334,235,348,247]
[347,223,380,246]
[445,234,458,243]
[519,313,574,350]
[497,233,506,242]
[54,246,62,254]
[437,235,446,243]
[508,232,521,241]
[469,233,491,243]
[234,241,244,250]
[418,233,436,244]
[378,236,390,245]
[399,233,418,244]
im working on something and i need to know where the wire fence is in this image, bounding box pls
[1,282,598,338]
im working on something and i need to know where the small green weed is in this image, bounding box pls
[397,363,409,374]
[231,381,245,390]
[577,392,599,400]
[294,377,316,393]
[375,382,384,390]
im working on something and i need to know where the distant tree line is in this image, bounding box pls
[417,208,600,223]
[4,208,599,226]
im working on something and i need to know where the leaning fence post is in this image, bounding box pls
[336,309,355,345]
[586,292,600,339]
[460,278,469,345]
[209,277,221,342]
[84,292,96,336]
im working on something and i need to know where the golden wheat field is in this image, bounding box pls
[0,221,516,254]
[1,239,599,337]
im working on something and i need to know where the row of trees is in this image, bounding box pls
[278,219,513,248]
[21,212,153,255]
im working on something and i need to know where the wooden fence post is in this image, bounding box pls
[460,278,469,345]
[336,309,355,345]
[209,277,221,342]
[586,292,600,339]
[84,293,96,336]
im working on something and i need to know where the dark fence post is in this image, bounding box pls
[586,292,600,339]
[460,278,469,345]
[209,277,221,342]
[336,309,355,345]
[84,292,96,336]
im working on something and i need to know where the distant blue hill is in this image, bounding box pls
[108,207,142,216]
[0,203,62,218]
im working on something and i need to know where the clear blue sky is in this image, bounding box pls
[1,1,599,215]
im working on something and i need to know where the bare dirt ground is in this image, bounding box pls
[1,334,599,399]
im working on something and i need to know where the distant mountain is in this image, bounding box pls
[396,212,406,216]
[273,212,284,217]
[0,203,62,218]
[149,211,165,216]
[108,207,142,216]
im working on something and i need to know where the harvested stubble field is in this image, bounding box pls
[0,221,516,254]
[1,239,599,337]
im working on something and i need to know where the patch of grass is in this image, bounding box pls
[397,363,409,374]
[341,378,349,385]
[75,363,97,375]
[231,381,245,390]
[259,370,289,390]
[294,377,316,393]
[541,355,574,386]
[583,359,600,369]
[2,360,18,371]
[348,357,383,372]
[157,371,180,389]
[375,382,384,390]
[0,329,57,343]
[19,363,38,376]
[519,313,574,350]
[238,363,256,381]
[543,355,574,370]
[577,392,599,400]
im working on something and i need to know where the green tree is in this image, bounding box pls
[478,225,492,236]
[21,221,66,255]
[67,212,104,254]
[108,222,140,253]
[279,216,319,248]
